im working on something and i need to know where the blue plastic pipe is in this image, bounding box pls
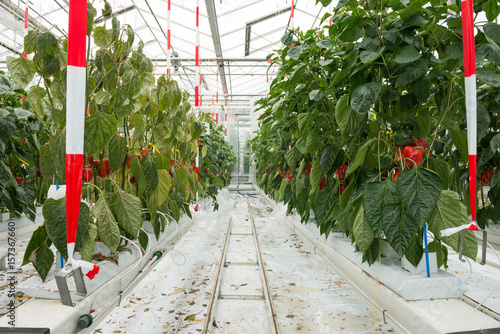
[423,223,430,278]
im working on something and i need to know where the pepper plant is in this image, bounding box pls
[6,1,224,281]
[253,0,500,267]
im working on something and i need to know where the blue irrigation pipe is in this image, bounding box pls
[423,223,430,278]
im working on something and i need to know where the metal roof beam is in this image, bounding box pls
[204,0,228,96]
[245,7,291,56]
[94,5,137,24]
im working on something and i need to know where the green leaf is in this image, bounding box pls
[281,31,293,47]
[317,39,333,49]
[94,91,112,105]
[428,158,450,190]
[491,133,500,153]
[477,103,491,140]
[352,205,374,253]
[27,86,45,119]
[6,56,36,89]
[447,125,468,163]
[278,179,288,202]
[351,82,382,113]
[110,89,133,117]
[114,192,142,237]
[130,155,147,197]
[335,95,365,135]
[155,170,171,207]
[428,190,477,260]
[108,134,127,173]
[33,243,54,282]
[287,46,303,60]
[309,89,324,101]
[359,46,385,63]
[24,30,37,54]
[43,198,90,260]
[297,113,310,134]
[397,167,442,228]
[169,198,180,222]
[382,200,419,257]
[139,229,149,252]
[346,138,374,177]
[306,131,319,154]
[84,112,117,156]
[319,59,334,66]
[94,26,114,48]
[320,145,340,175]
[477,68,500,87]
[310,160,323,192]
[92,198,121,252]
[491,168,500,188]
[23,225,48,266]
[484,0,500,21]
[395,67,426,88]
[176,165,189,191]
[394,45,422,64]
[484,22,500,43]
[36,32,59,59]
[295,137,307,155]
[81,223,97,262]
[141,155,159,192]
[363,179,398,235]
[0,160,13,186]
[404,235,424,267]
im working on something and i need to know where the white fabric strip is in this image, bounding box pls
[465,75,477,155]
[66,66,86,154]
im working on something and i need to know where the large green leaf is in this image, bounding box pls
[43,198,90,260]
[81,223,97,262]
[394,45,422,64]
[48,130,66,181]
[6,56,35,89]
[477,103,491,141]
[110,89,133,117]
[484,22,500,43]
[108,134,127,173]
[352,205,374,253]
[428,158,450,190]
[335,94,365,135]
[141,155,159,192]
[395,67,426,88]
[351,82,381,114]
[23,225,48,266]
[382,201,419,257]
[176,165,189,191]
[155,170,171,207]
[310,160,323,192]
[447,124,468,163]
[0,160,13,187]
[363,179,398,235]
[130,155,146,197]
[27,86,45,119]
[33,243,54,282]
[320,145,340,175]
[94,91,112,105]
[169,198,180,222]
[36,32,59,59]
[92,198,121,252]
[94,26,114,48]
[397,167,442,228]
[477,68,500,87]
[428,190,477,259]
[287,46,303,60]
[404,235,424,267]
[114,192,142,237]
[359,46,385,63]
[84,112,117,156]
[346,138,374,177]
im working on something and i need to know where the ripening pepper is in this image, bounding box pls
[392,170,400,182]
[412,139,428,150]
[335,164,348,179]
[403,146,423,168]
[480,170,494,184]
[340,184,346,195]
[394,124,414,146]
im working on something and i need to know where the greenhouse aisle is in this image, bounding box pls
[92,191,394,334]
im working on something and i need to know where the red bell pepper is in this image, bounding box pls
[340,184,345,195]
[403,146,423,168]
[319,178,325,190]
[412,139,428,150]
[480,170,494,184]
[392,170,400,182]
[335,164,348,179]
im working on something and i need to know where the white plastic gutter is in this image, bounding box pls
[257,189,499,334]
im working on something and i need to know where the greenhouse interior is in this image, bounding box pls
[0,0,499,333]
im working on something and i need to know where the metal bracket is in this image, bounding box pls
[55,263,87,307]
[459,229,487,265]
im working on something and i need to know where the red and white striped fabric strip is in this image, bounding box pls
[195,0,200,107]
[291,0,294,29]
[167,0,171,78]
[66,0,87,250]
[462,0,477,222]
[216,112,218,125]
[196,138,199,183]
[23,4,28,58]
